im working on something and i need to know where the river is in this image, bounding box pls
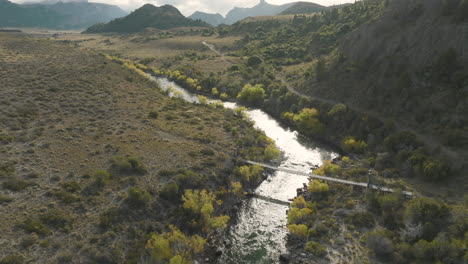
[151,76,338,263]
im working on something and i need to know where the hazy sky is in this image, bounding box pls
[12,0,354,16]
[112,0,355,15]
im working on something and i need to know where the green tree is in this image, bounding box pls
[237,84,266,106]
[293,108,324,135]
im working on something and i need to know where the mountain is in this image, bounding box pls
[85,4,210,33]
[189,11,225,26]
[0,0,126,29]
[279,1,326,15]
[224,0,295,24]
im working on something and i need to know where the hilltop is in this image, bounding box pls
[189,11,225,26]
[85,4,210,33]
[224,0,294,24]
[0,0,126,29]
[279,1,326,15]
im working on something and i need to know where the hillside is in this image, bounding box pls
[298,0,468,158]
[189,11,225,26]
[85,4,210,33]
[0,0,126,29]
[279,1,326,15]
[224,0,294,25]
[0,32,275,263]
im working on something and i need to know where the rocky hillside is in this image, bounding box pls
[0,0,126,29]
[85,4,210,33]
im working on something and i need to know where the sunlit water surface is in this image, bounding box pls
[152,76,338,263]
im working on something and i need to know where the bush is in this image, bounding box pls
[148,111,159,119]
[52,190,81,204]
[60,181,81,193]
[0,195,13,204]
[345,211,375,228]
[159,181,179,200]
[287,224,308,238]
[263,144,280,161]
[307,180,329,193]
[146,225,206,263]
[40,210,72,231]
[304,241,327,256]
[293,108,324,136]
[236,84,266,106]
[313,161,341,176]
[237,165,263,183]
[93,169,110,187]
[366,231,393,258]
[3,178,32,191]
[19,219,51,236]
[182,189,229,232]
[422,159,449,181]
[247,56,262,66]
[404,197,450,240]
[0,255,24,264]
[125,187,151,208]
[112,156,147,174]
[287,207,313,224]
[341,136,367,153]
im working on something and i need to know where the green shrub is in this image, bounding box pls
[148,111,159,119]
[287,224,308,238]
[422,159,449,181]
[236,84,266,106]
[0,195,13,204]
[52,190,81,204]
[287,207,313,224]
[307,180,329,193]
[0,255,24,264]
[304,241,327,256]
[404,197,450,240]
[345,211,375,228]
[263,144,280,161]
[247,56,262,66]
[200,147,215,156]
[40,210,72,231]
[341,136,367,153]
[19,219,51,236]
[93,169,111,187]
[112,156,147,174]
[126,187,151,208]
[293,108,324,136]
[61,181,81,193]
[313,161,341,176]
[159,181,179,200]
[366,231,393,258]
[3,178,32,191]
[236,165,263,183]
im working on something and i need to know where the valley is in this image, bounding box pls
[1,0,467,263]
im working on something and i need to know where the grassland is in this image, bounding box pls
[0,32,266,263]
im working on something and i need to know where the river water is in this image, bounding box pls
[151,76,338,263]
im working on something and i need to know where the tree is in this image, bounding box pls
[237,84,266,106]
[182,189,229,232]
[293,108,324,135]
[146,225,206,264]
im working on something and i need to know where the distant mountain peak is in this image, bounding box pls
[85,3,210,33]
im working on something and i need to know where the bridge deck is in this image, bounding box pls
[244,160,413,197]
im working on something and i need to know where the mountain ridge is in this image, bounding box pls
[85,4,210,33]
[0,0,126,29]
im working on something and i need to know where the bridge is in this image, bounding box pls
[244,160,413,197]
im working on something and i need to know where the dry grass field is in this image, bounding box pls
[53,32,241,74]
[0,32,258,263]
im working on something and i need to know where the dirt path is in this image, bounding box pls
[203,41,465,165]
